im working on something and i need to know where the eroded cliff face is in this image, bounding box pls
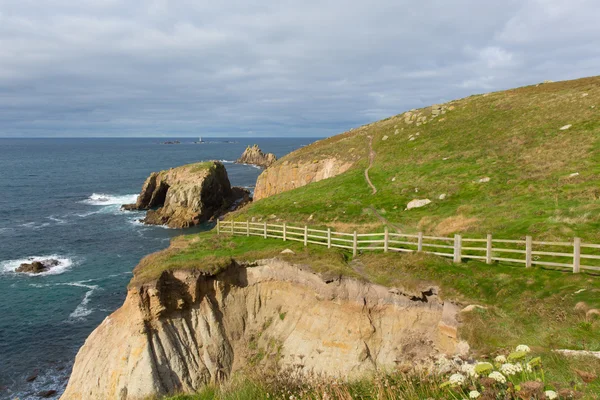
[254,158,354,200]
[61,259,464,400]
[124,161,248,228]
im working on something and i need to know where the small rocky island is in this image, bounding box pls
[16,259,59,274]
[123,161,249,228]
[236,144,276,168]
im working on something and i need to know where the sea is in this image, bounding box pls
[0,137,312,399]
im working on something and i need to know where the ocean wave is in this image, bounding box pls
[65,282,99,320]
[19,221,52,230]
[1,255,76,276]
[81,193,138,206]
[47,215,68,224]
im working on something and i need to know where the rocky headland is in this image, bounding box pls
[235,144,277,168]
[123,161,249,228]
[61,257,462,400]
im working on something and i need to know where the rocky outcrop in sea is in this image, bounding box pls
[123,161,249,228]
[235,144,276,168]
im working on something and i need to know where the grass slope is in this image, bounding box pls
[234,76,600,242]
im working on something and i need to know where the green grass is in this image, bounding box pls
[232,76,600,243]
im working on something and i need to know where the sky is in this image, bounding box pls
[0,0,599,138]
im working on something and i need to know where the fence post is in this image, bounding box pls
[231,220,234,235]
[353,231,358,257]
[283,222,287,241]
[418,232,423,252]
[453,234,462,263]
[246,220,250,237]
[263,222,267,239]
[525,236,532,268]
[327,228,332,249]
[573,237,581,274]
[302,226,308,246]
[486,234,492,264]
[384,226,389,253]
[217,219,220,235]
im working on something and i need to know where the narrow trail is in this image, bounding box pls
[368,206,403,233]
[364,136,377,195]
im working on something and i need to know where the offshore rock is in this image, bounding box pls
[235,144,276,168]
[123,161,248,228]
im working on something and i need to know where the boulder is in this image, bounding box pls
[406,199,431,210]
[236,144,277,168]
[122,161,249,228]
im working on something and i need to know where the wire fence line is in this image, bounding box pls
[217,220,600,274]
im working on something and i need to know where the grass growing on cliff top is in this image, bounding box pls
[231,76,600,243]
[130,230,354,286]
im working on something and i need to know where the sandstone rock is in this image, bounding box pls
[439,194,446,200]
[477,177,490,183]
[235,144,277,168]
[122,161,248,228]
[560,124,572,130]
[61,260,462,399]
[574,301,588,311]
[254,157,353,200]
[406,199,431,210]
[582,93,589,97]
[280,249,295,255]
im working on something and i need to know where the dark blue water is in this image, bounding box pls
[0,137,311,399]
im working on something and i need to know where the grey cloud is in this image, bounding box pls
[0,0,598,137]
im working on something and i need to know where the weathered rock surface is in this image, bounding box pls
[61,259,462,400]
[254,157,353,200]
[16,259,59,274]
[236,144,277,168]
[123,161,248,228]
[406,199,431,210]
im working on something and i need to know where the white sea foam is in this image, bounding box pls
[219,159,235,163]
[47,215,68,224]
[82,193,138,206]
[66,282,99,319]
[19,221,52,229]
[1,255,76,276]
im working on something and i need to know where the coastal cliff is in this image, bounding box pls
[61,258,462,400]
[123,161,248,228]
[254,157,354,200]
[236,144,277,168]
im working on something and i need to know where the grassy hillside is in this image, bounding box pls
[233,76,600,242]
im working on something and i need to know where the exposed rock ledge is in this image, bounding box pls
[254,157,353,200]
[235,144,277,168]
[61,259,464,400]
[123,161,249,228]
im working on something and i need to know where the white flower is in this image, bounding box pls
[500,363,523,376]
[469,390,481,399]
[449,373,466,386]
[516,344,531,353]
[545,390,558,400]
[525,363,533,373]
[461,363,478,377]
[495,355,507,363]
[488,371,507,383]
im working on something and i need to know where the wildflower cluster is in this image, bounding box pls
[439,345,565,399]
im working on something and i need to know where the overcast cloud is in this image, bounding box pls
[0,0,599,137]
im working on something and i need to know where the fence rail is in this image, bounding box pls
[217,220,600,274]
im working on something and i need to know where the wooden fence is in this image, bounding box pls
[216,220,600,274]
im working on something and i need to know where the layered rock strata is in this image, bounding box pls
[61,259,463,400]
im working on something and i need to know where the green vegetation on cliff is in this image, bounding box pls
[234,77,600,242]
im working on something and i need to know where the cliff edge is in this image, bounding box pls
[123,161,249,228]
[61,258,462,400]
